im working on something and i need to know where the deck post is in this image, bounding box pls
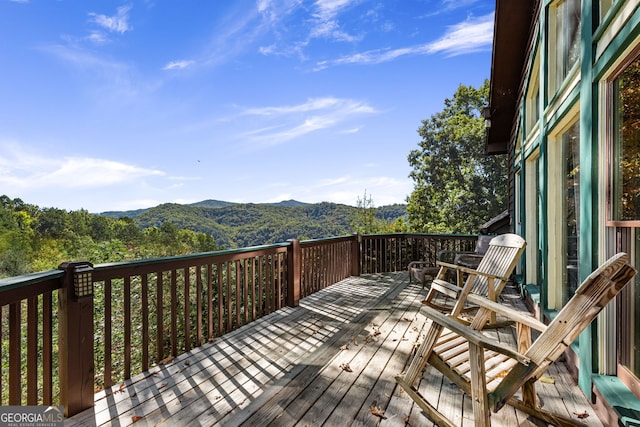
[351,233,361,276]
[287,239,301,307]
[58,261,95,417]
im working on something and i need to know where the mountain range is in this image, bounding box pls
[100,199,407,249]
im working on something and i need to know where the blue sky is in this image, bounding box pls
[0,0,493,213]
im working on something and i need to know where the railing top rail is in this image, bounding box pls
[0,269,64,293]
[300,235,354,246]
[0,269,64,305]
[360,232,478,238]
[93,242,290,273]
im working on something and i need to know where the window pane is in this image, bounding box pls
[563,122,580,305]
[551,0,581,91]
[612,55,640,221]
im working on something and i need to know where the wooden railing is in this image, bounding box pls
[360,233,477,273]
[0,232,476,416]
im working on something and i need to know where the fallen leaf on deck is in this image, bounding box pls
[184,359,190,366]
[340,344,349,351]
[340,363,353,372]
[351,335,359,346]
[158,356,174,365]
[131,415,143,423]
[403,317,412,322]
[539,376,555,384]
[369,401,387,419]
[158,383,167,389]
[574,411,589,419]
[497,370,509,378]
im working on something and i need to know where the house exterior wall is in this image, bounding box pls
[500,0,640,419]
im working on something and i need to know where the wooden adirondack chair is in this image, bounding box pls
[422,233,526,326]
[396,252,636,427]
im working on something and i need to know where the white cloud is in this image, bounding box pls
[258,174,412,206]
[310,0,360,42]
[86,31,110,45]
[313,0,353,21]
[314,12,494,70]
[163,60,195,71]
[236,97,377,146]
[89,5,133,34]
[0,142,164,191]
[425,12,494,56]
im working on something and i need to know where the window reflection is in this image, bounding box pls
[612,55,640,221]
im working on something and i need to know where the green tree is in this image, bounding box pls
[352,190,380,234]
[406,80,508,233]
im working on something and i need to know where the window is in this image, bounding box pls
[548,0,581,94]
[562,122,580,306]
[610,54,640,223]
[526,51,541,136]
[547,120,580,309]
[607,51,640,400]
[525,154,540,286]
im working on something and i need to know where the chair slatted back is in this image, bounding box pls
[525,253,635,369]
[467,234,526,297]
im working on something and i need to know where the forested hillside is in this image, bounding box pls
[114,201,407,248]
[0,195,407,277]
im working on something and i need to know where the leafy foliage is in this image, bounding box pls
[0,197,219,277]
[0,196,408,276]
[406,80,508,233]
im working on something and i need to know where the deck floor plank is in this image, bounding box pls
[65,272,604,427]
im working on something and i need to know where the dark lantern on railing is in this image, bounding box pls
[59,261,94,300]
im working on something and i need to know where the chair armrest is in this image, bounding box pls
[466,293,547,332]
[436,261,510,283]
[429,278,463,293]
[421,306,531,365]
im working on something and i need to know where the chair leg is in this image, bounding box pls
[395,375,457,427]
[469,344,491,427]
[401,322,443,385]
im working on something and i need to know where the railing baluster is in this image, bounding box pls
[104,279,112,388]
[9,302,21,404]
[196,265,203,347]
[42,292,53,405]
[251,258,257,321]
[141,274,149,371]
[217,263,223,337]
[235,260,241,328]
[27,296,38,404]
[258,258,264,318]
[207,264,213,342]
[155,273,163,364]
[226,262,232,332]
[171,270,178,357]
[124,276,131,380]
[243,260,249,325]
[184,267,191,352]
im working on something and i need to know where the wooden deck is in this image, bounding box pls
[66,272,603,427]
